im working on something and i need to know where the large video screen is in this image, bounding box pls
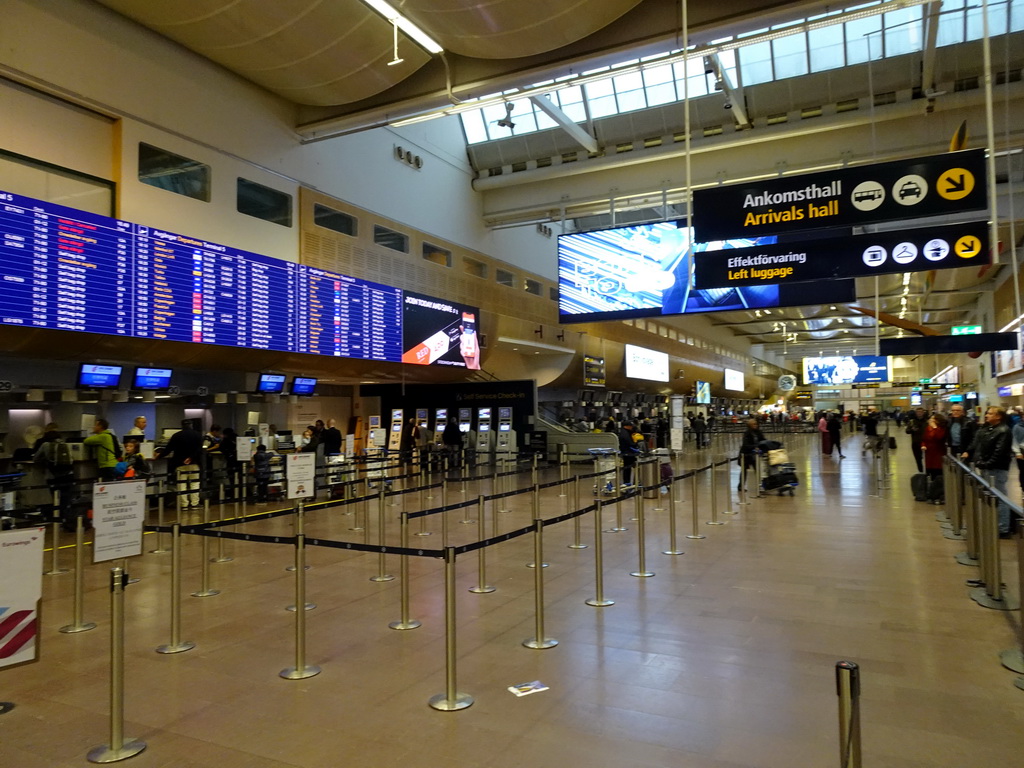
[625,344,669,382]
[695,380,711,404]
[400,291,481,369]
[724,368,745,391]
[557,220,856,323]
[802,355,892,385]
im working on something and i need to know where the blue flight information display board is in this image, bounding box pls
[0,190,407,362]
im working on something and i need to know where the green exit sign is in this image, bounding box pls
[918,379,930,384]
[952,325,983,335]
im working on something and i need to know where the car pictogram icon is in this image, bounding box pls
[899,181,922,200]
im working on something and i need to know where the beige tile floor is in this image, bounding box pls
[2,431,1022,767]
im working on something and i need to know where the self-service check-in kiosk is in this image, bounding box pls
[496,406,516,456]
[387,408,404,452]
[475,407,493,460]
[433,408,448,447]
[458,408,472,435]
[368,415,386,449]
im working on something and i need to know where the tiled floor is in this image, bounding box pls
[3,432,1022,767]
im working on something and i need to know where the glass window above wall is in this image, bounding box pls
[237,178,292,227]
[139,143,210,202]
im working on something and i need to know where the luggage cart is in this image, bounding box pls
[760,440,798,496]
[588,447,619,495]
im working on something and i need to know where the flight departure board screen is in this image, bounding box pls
[0,190,416,364]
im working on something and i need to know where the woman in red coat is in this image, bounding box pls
[921,413,948,498]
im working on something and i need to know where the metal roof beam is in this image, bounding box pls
[529,95,598,154]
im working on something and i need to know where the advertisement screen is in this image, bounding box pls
[133,367,171,390]
[724,368,745,391]
[401,291,481,369]
[695,381,711,404]
[79,364,122,388]
[257,374,286,393]
[584,355,606,387]
[291,377,317,395]
[557,220,856,323]
[625,344,669,382]
[802,356,892,385]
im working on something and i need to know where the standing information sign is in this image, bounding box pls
[0,527,45,668]
[92,481,147,563]
[287,453,316,499]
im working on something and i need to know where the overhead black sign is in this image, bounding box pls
[693,149,987,241]
[879,333,1017,356]
[693,221,988,289]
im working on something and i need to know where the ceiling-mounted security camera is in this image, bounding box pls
[723,101,732,110]
[495,102,516,130]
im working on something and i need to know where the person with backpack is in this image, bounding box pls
[617,421,641,486]
[34,427,77,531]
[83,418,121,481]
[155,421,204,510]
[252,444,272,503]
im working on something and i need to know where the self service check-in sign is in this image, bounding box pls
[692,149,987,242]
[693,221,989,289]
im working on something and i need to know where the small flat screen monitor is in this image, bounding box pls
[391,423,401,432]
[499,423,511,432]
[257,374,286,393]
[498,407,512,419]
[479,423,491,432]
[478,407,492,419]
[133,367,172,390]
[79,364,122,389]
[291,377,317,395]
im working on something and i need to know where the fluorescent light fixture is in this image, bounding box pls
[363,0,443,54]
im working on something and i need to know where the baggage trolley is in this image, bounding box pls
[588,447,619,495]
[762,461,798,496]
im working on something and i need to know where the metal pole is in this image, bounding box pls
[531,453,538,486]
[87,567,147,763]
[707,464,724,525]
[428,547,474,711]
[522,519,558,649]
[371,487,395,582]
[45,489,68,575]
[723,460,737,515]
[686,471,706,540]
[526,483,548,568]
[60,514,96,634]
[280,503,321,679]
[149,479,169,554]
[835,661,862,768]
[211,480,232,563]
[191,499,219,598]
[441,478,449,546]
[469,494,495,594]
[608,460,627,532]
[156,523,195,654]
[558,445,567,496]
[568,476,587,549]
[630,490,654,578]
[286,500,315,610]
[586,500,614,606]
[663,474,684,555]
[390,512,422,629]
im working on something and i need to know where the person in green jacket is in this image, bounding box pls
[83,418,119,481]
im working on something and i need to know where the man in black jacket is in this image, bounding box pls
[738,418,766,492]
[964,406,1013,536]
[321,419,343,455]
[905,407,929,473]
[155,421,204,511]
[946,403,978,458]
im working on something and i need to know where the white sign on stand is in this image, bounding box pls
[286,452,316,499]
[0,527,45,668]
[236,437,255,462]
[92,480,147,562]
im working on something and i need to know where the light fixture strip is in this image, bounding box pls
[362,0,443,54]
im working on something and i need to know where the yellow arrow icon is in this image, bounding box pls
[938,168,975,200]
[955,235,981,258]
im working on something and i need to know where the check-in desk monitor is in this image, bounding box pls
[368,415,386,449]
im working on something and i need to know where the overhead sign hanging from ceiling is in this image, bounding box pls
[692,149,987,242]
[693,221,988,289]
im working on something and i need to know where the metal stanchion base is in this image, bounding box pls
[156,641,196,654]
[127,576,140,585]
[706,521,726,526]
[661,549,685,555]
[87,739,147,763]
[190,589,220,598]
[45,567,70,576]
[0,702,13,715]
[389,619,422,630]
[285,602,316,612]
[468,585,496,593]
[603,526,627,533]
[280,665,321,680]
[428,692,473,711]
[936,512,951,523]
[630,570,655,578]
[522,637,558,649]
[567,542,588,549]
[210,555,234,563]
[148,546,170,554]
[685,534,707,540]
[999,648,1024,673]
[370,574,396,582]
[347,526,365,532]
[955,552,979,566]
[525,562,549,568]
[1015,676,1024,692]
[723,509,738,516]
[59,622,97,634]
[459,518,476,525]
[414,531,433,537]
[285,564,311,572]
[969,586,1020,611]
[942,530,966,541]
[585,598,615,607]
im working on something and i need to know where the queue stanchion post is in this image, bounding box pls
[45,490,69,576]
[970,492,1020,610]
[390,511,422,629]
[87,567,146,764]
[526,483,549,568]
[211,480,232,563]
[630,489,654,578]
[662,473,684,556]
[370,487,394,583]
[957,476,981,566]
[468,495,495,594]
[428,547,473,711]
[156,522,195,654]
[586,499,614,606]
[60,513,97,634]
[522,518,558,649]
[722,460,737,515]
[531,453,538,486]
[686,471,706,540]
[568,476,587,549]
[280,501,321,680]
[707,464,724,526]
[460,449,468,494]
[149,479,169,554]
[441,477,450,546]
[607,459,627,532]
[835,661,861,768]
[999,519,1024,675]
[558,445,568,496]
[190,499,219,598]
[286,509,316,608]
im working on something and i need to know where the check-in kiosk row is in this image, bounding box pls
[475,407,492,455]
[496,406,515,455]
[387,408,403,451]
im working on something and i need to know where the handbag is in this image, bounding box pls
[888,436,897,450]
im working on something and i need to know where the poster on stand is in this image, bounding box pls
[92,480,147,562]
[286,453,316,499]
[0,527,44,668]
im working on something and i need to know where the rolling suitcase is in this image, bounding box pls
[821,432,833,455]
[911,473,929,502]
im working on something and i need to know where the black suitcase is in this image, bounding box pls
[764,472,797,490]
[911,473,929,502]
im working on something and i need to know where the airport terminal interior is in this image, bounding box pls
[2,0,1024,765]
